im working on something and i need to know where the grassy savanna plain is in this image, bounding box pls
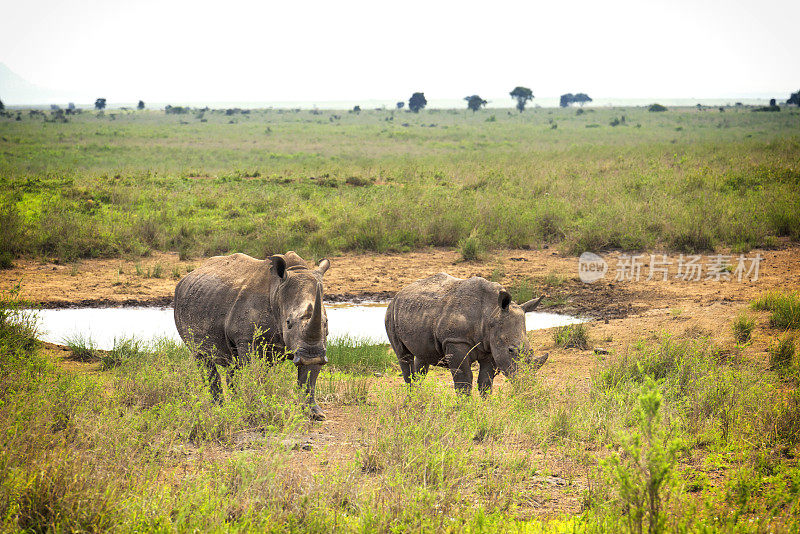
[1,105,799,263]
[1,105,800,532]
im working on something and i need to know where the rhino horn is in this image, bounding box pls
[520,295,544,312]
[306,285,324,341]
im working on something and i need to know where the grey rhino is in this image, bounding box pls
[174,251,330,419]
[385,273,548,395]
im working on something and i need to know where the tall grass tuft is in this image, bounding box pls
[769,332,796,372]
[64,334,98,362]
[100,336,145,370]
[732,312,755,344]
[751,291,800,329]
[553,323,590,349]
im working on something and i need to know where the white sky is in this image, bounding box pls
[2,0,798,104]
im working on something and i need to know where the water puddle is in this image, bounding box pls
[31,303,585,350]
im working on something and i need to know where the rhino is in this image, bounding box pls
[385,273,548,395]
[174,251,330,419]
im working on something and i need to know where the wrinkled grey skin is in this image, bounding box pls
[385,273,548,395]
[174,251,330,419]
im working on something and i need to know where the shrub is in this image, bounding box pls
[345,176,373,187]
[458,229,484,262]
[732,312,755,344]
[553,323,590,349]
[0,251,13,270]
[648,103,667,112]
[601,378,682,534]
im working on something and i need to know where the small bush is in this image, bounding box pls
[553,323,590,349]
[345,176,374,187]
[648,103,668,112]
[732,313,755,344]
[458,229,484,262]
[601,378,682,534]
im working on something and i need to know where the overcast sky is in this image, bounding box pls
[2,0,798,105]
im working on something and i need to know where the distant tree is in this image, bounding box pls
[572,93,593,106]
[94,98,107,110]
[464,95,487,112]
[396,101,405,109]
[408,92,427,113]
[0,98,4,111]
[648,103,667,112]
[769,98,777,107]
[559,93,574,108]
[509,86,534,112]
[353,105,361,113]
[68,102,76,110]
[137,100,145,110]
[787,90,800,106]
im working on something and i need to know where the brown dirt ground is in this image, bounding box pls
[11,245,800,519]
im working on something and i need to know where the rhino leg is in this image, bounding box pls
[204,359,223,403]
[477,359,496,397]
[399,359,413,384]
[298,364,325,420]
[445,342,473,396]
[412,357,430,382]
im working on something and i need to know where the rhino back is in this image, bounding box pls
[174,253,273,361]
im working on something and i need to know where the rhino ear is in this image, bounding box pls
[498,290,512,310]
[270,254,288,280]
[316,259,330,275]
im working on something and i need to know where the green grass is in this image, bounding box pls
[752,291,800,329]
[2,298,800,531]
[325,335,395,374]
[1,106,798,262]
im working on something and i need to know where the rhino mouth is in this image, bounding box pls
[292,348,328,366]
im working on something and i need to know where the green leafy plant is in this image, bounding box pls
[602,377,682,534]
[458,229,484,262]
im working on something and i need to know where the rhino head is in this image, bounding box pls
[270,254,330,366]
[487,291,547,377]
